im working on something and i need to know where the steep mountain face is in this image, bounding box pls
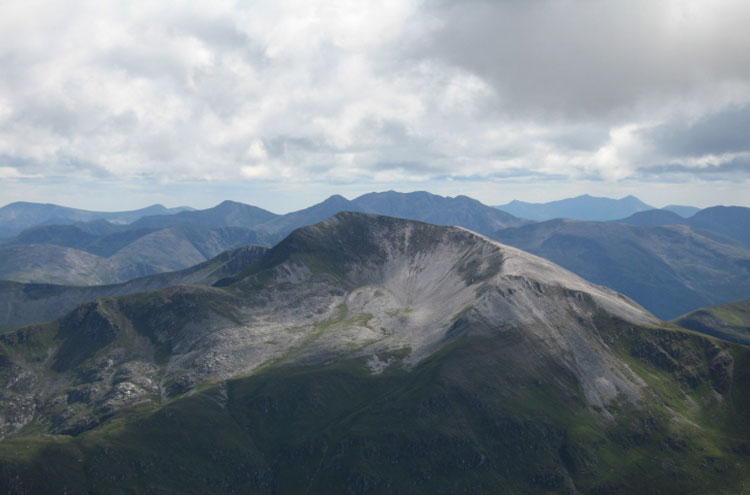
[495,194,654,221]
[493,219,750,319]
[1,213,749,494]
[0,224,266,285]
[673,299,750,345]
[0,245,269,332]
[0,202,192,238]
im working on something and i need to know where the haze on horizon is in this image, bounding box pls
[1,0,749,213]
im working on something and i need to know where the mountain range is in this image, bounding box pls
[0,192,527,285]
[0,202,193,239]
[0,213,749,493]
[495,194,705,222]
[494,194,655,221]
[617,206,750,247]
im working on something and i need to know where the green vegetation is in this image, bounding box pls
[2,321,750,494]
[673,300,750,345]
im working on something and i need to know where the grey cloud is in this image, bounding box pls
[420,0,750,120]
[639,157,750,178]
[643,105,750,158]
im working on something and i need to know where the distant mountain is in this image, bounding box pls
[495,194,654,221]
[0,202,192,238]
[688,206,750,247]
[254,190,527,243]
[0,192,526,285]
[663,204,700,217]
[352,190,527,235]
[3,213,750,493]
[0,244,268,332]
[129,199,279,231]
[0,223,265,285]
[493,219,750,319]
[673,299,750,345]
[615,209,688,227]
[616,205,750,247]
[252,194,363,240]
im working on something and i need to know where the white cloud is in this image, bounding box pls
[0,0,748,209]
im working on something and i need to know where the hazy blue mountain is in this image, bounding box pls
[1,213,749,493]
[663,204,700,217]
[616,205,750,247]
[615,208,688,226]
[493,219,750,319]
[0,244,268,332]
[213,191,529,245]
[1,192,525,284]
[673,299,750,345]
[0,202,192,238]
[495,194,654,221]
[129,199,279,231]
[688,206,750,247]
[351,190,528,234]
[0,223,265,285]
[255,190,528,243]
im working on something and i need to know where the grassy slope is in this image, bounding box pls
[673,300,750,345]
[1,317,749,494]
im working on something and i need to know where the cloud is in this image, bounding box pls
[0,0,748,210]
[642,105,750,157]
[421,0,750,120]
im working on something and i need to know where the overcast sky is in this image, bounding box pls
[1,0,749,212]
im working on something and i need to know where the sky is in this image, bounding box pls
[1,0,749,213]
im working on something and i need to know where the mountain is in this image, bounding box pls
[247,190,529,244]
[0,223,265,285]
[616,205,750,248]
[493,219,750,319]
[0,202,192,238]
[1,213,750,493]
[495,194,654,221]
[251,194,363,240]
[688,206,750,247]
[128,199,279,231]
[0,245,269,332]
[663,204,700,217]
[351,190,527,234]
[615,208,688,227]
[673,299,750,345]
[1,192,525,285]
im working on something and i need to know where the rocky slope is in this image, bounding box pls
[493,219,750,319]
[0,213,748,494]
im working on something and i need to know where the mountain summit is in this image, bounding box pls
[0,213,748,493]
